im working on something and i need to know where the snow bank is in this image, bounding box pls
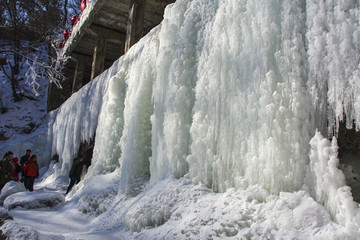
[0,181,26,205]
[0,208,13,224]
[4,192,65,210]
[86,177,355,239]
[75,171,120,216]
[305,130,360,230]
[0,221,39,240]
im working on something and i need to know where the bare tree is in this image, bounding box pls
[0,0,70,101]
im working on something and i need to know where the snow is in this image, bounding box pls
[62,0,97,54]
[0,0,360,239]
[4,191,64,210]
[0,181,26,205]
[0,60,48,143]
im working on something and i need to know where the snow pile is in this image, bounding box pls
[88,177,353,239]
[0,181,26,205]
[75,171,120,216]
[305,131,360,230]
[36,160,68,192]
[4,191,65,210]
[0,221,39,240]
[0,208,13,225]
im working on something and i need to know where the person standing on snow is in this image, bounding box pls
[66,156,84,194]
[23,155,39,192]
[0,151,14,190]
[9,152,21,182]
[20,149,31,182]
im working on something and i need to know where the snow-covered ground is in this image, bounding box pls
[0,0,360,239]
[0,172,356,239]
[0,59,48,142]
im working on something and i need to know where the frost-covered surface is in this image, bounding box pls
[46,62,117,176]
[4,191,65,210]
[1,175,357,239]
[0,181,26,206]
[62,0,97,54]
[1,0,360,239]
[0,52,48,142]
[0,44,50,168]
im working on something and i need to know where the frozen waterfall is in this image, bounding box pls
[26,0,360,233]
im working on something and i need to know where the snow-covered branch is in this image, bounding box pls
[1,44,70,96]
[24,45,70,95]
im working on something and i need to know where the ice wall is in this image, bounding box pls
[47,61,122,175]
[306,0,360,134]
[44,0,360,229]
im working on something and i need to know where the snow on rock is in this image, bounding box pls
[0,208,13,225]
[4,192,65,210]
[0,221,39,240]
[1,219,68,240]
[0,181,26,206]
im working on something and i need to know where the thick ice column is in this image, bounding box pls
[91,36,107,80]
[124,0,146,53]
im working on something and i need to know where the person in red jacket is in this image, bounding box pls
[11,154,21,182]
[23,155,39,192]
[81,0,86,12]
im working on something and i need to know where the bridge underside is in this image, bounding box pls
[48,0,175,111]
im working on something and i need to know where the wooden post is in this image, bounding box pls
[124,0,146,53]
[72,60,85,93]
[91,36,107,80]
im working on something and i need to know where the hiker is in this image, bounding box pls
[0,152,8,184]
[20,149,31,181]
[9,152,21,181]
[0,151,15,190]
[0,152,6,170]
[66,156,84,194]
[51,154,59,163]
[82,145,93,169]
[23,155,39,192]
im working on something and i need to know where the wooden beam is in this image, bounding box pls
[89,24,125,42]
[124,0,146,53]
[91,36,107,80]
[71,52,93,63]
[72,60,85,93]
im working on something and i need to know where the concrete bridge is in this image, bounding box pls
[47,0,175,111]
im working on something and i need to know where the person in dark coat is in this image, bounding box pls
[82,146,93,168]
[20,149,31,181]
[66,156,84,194]
[23,155,39,192]
[0,152,14,191]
